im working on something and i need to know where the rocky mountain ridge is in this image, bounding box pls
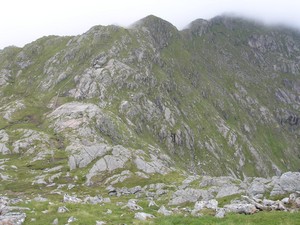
[0,14,300,194]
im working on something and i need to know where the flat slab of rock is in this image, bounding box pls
[224,203,258,214]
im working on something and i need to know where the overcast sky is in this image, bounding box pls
[1,0,300,49]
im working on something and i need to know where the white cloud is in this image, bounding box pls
[1,0,300,49]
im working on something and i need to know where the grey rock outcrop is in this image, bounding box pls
[0,212,26,225]
[0,100,25,121]
[67,143,110,170]
[169,188,213,205]
[216,185,243,198]
[86,145,131,184]
[200,176,244,198]
[0,69,12,87]
[0,130,10,155]
[11,129,51,161]
[0,196,27,225]
[134,153,171,175]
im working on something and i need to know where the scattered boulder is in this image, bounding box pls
[57,206,69,213]
[0,173,11,181]
[63,194,82,204]
[122,199,143,211]
[107,186,117,196]
[33,196,48,202]
[103,198,111,203]
[116,186,143,196]
[84,195,103,204]
[148,199,158,207]
[134,212,155,221]
[158,205,173,216]
[52,218,59,225]
[289,193,300,208]
[67,216,77,223]
[281,197,289,204]
[96,221,106,225]
[289,193,299,202]
[215,208,226,218]
[105,209,112,214]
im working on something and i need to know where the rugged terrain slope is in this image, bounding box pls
[0,15,300,190]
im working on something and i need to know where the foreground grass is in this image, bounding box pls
[155,212,300,225]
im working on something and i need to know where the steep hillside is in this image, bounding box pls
[0,15,300,192]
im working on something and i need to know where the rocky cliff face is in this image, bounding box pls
[0,15,300,191]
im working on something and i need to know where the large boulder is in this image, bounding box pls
[270,172,300,196]
[279,172,300,193]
